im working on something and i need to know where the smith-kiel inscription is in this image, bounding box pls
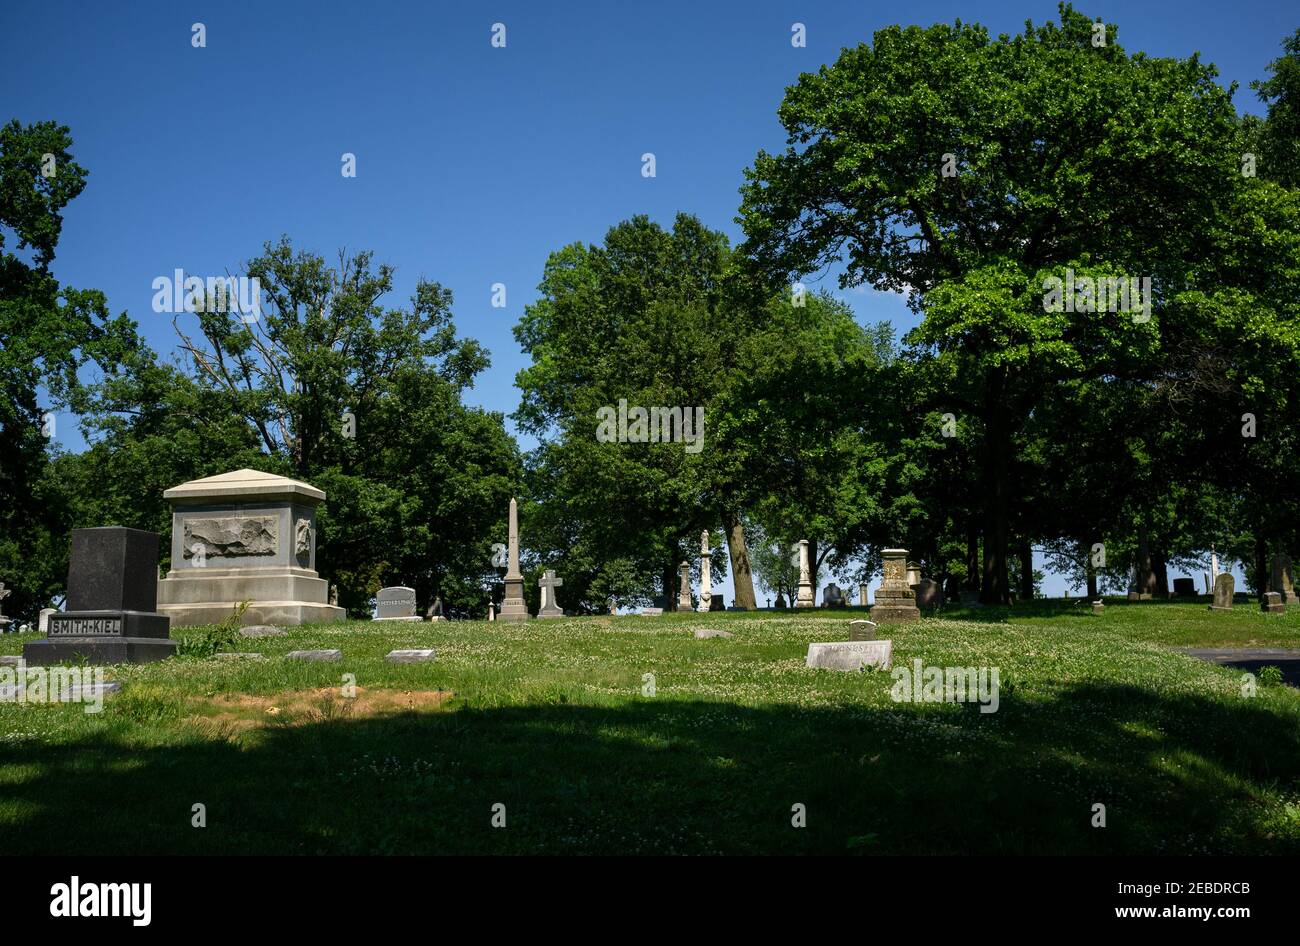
[48,616,123,636]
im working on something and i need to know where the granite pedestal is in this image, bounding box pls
[23,527,176,666]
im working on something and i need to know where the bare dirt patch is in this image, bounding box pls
[185,686,454,735]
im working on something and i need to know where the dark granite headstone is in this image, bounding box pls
[67,527,159,612]
[708,594,725,612]
[914,578,943,610]
[24,527,175,665]
[1172,577,1196,597]
[822,584,846,608]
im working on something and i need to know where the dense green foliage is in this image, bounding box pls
[2,5,1298,618]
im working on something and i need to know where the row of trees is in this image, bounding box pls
[2,6,1298,618]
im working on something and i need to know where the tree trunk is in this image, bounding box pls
[1083,535,1099,599]
[663,563,677,612]
[1136,520,1157,596]
[722,512,757,610]
[1018,538,1034,600]
[1255,533,1269,599]
[1153,550,1169,598]
[965,522,981,594]
[979,371,1011,605]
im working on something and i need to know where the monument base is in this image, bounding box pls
[46,610,171,639]
[159,601,345,627]
[373,615,424,623]
[24,636,177,666]
[869,605,921,623]
[498,576,530,622]
[796,582,814,608]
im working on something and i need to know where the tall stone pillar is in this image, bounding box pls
[498,497,530,622]
[677,561,693,610]
[796,539,815,608]
[699,530,712,612]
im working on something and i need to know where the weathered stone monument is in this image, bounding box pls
[1092,600,1105,614]
[806,639,893,672]
[773,592,786,609]
[374,586,420,622]
[38,607,56,634]
[1209,572,1235,611]
[498,497,530,622]
[822,583,846,608]
[858,582,869,608]
[914,578,943,611]
[156,470,345,627]
[1262,591,1285,614]
[796,539,815,608]
[677,561,692,610]
[869,549,921,623]
[24,527,176,665]
[537,570,564,618]
[848,619,876,641]
[1270,554,1297,606]
[0,583,10,633]
[905,561,922,586]
[698,531,712,612]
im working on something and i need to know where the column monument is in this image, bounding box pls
[498,497,530,622]
[699,531,713,612]
[796,539,815,608]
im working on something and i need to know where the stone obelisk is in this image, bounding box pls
[498,497,530,622]
[796,539,815,608]
[677,561,693,610]
[699,530,713,612]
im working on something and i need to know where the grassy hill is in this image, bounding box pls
[2,599,1298,854]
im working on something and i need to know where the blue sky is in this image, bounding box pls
[2,0,1288,598]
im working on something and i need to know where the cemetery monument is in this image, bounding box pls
[24,527,176,665]
[869,548,921,623]
[498,497,530,622]
[156,469,345,627]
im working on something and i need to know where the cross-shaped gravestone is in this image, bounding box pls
[537,569,564,618]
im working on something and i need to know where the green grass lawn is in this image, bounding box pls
[2,598,1298,854]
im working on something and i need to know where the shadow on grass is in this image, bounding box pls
[935,596,1222,626]
[3,680,1298,855]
